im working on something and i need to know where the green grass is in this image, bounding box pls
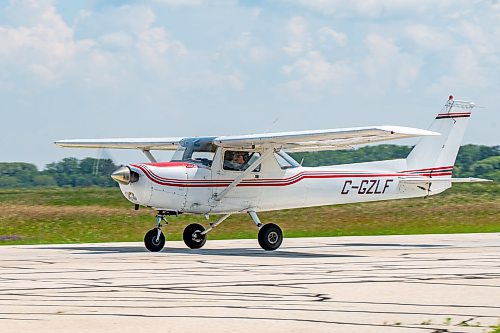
[488,325,500,333]
[0,183,498,245]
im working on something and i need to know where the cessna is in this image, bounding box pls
[56,96,488,252]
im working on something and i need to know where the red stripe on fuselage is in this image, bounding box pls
[403,165,454,172]
[143,162,197,168]
[132,164,412,188]
[130,164,455,188]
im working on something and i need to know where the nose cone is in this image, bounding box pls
[111,166,133,185]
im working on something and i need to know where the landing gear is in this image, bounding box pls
[258,223,283,251]
[143,211,169,252]
[144,228,165,252]
[182,214,232,249]
[248,211,283,251]
[183,223,207,249]
[143,210,283,252]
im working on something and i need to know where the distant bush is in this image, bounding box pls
[0,158,119,188]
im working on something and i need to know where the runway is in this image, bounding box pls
[0,233,499,333]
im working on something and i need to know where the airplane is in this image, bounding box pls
[55,96,489,252]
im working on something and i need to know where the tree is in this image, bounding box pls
[33,175,57,187]
[0,162,38,187]
[471,156,500,181]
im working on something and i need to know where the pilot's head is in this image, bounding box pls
[233,152,248,164]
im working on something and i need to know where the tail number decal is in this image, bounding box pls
[341,179,393,195]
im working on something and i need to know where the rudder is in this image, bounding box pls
[405,96,475,176]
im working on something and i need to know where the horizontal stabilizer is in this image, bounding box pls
[399,177,492,184]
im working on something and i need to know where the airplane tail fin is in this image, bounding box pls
[405,96,475,176]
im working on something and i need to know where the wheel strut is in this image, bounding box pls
[155,213,168,241]
[248,211,263,228]
[201,214,231,236]
[144,211,170,252]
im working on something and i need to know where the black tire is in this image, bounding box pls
[258,223,283,251]
[183,223,207,249]
[144,228,165,252]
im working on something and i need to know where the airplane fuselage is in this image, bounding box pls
[119,150,450,215]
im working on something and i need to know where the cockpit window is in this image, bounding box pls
[223,150,261,172]
[171,137,216,168]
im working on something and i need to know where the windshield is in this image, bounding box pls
[171,137,217,168]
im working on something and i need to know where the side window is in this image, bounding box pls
[223,151,261,172]
[274,152,299,169]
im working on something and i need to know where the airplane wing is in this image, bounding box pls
[54,137,183,150]
[55,126,438,152]
[213,126,440,152]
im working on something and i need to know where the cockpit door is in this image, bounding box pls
[210,148,263,212]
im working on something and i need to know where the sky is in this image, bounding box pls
[1,0,499,169]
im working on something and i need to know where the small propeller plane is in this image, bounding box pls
[56,96,488,252]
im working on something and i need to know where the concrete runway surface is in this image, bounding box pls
[0,233,499,333]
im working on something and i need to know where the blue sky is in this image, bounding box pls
[1,0,499,168]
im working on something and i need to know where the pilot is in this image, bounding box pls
[224,151,249,170]
[233,152,249,170]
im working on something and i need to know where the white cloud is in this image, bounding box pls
[135,27,188,72]
[319,27,347,46]
[0,2,242,90]
[404,25,451,51]
[153,0,204,5]
[220,32,271,64]
[425,19,500,93]
[281,51,353,94]
[0,1,94,83]
[283,16,310,56]
[362,34,421,90]
[283,0,467,18]
[98,32,133,50]
[176,70,245,90]
[429,45,490,94]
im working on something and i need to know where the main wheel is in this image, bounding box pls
[258,223,283,251]
[144,228,166,252]
[183,223,207,249]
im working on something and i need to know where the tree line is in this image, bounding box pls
[0,144,498,188]
[0,158,118,188]
[290,144,499,181]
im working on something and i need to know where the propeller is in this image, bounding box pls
[91,147,122,185]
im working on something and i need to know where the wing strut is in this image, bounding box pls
[214,148,275,202]
[142,149,157,163]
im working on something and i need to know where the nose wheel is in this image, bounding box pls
[183,223,207,249]
[144,212,169,252]
[144,228,165,252]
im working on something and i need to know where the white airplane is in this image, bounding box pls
[56,96,488,252]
